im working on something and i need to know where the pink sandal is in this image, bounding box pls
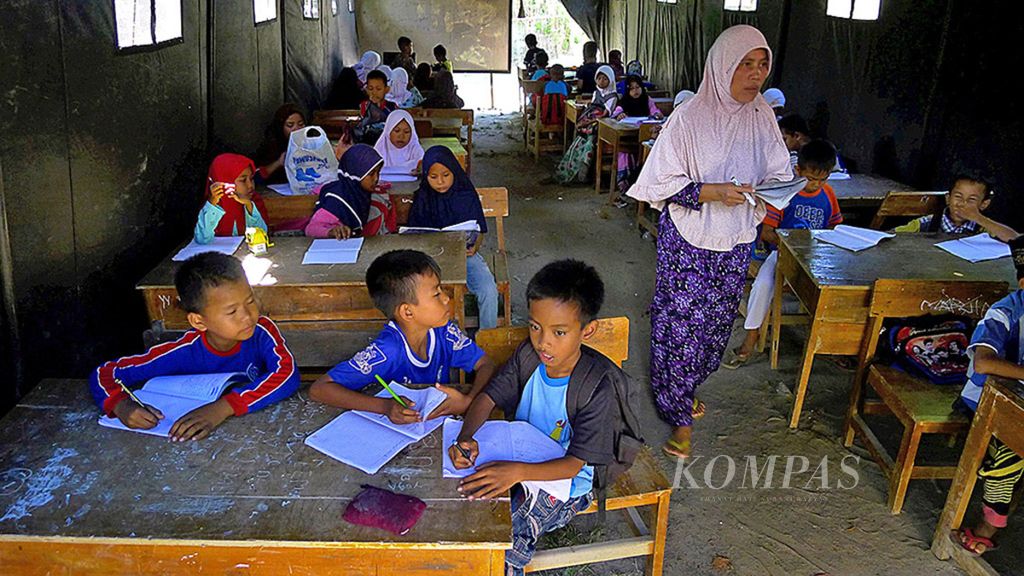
[951,528,998,557]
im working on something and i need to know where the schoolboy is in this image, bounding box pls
[357,70,397,144]
[575,41,601,93]
[951,235,1024,556]
[543,65,569,96]
[89,252,299,441]
[432,44,454,75]
[392,36,416,77]
[309,250,495,422]
[895,175,1019,241]
[450,260,619,576]
[523,34,541,74]
[778,113,811,169]
[723,140,843,368]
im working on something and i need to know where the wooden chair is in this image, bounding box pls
[479,187,512,327]
[413,118,434,138]
[869,190,946,230]
[523,83,565,159]
[520,79,544,148]
[473,318,672,576]
[408,108,474,170]
[843,279,1009,513]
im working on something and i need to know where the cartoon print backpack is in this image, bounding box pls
[880,317,972,385]
[285,126,339,195]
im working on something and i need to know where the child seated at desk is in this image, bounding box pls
[894,175,1019,241]
[431,44,454,75]
[553,65,617,185]
[355,70,397,145]
[544,65,569,97]
[408,146,500,329]
[722,140,843,369]
[374,110,424,175]
[607,49,625,78]
[254,103,307,185]
[89,252,299,441]
[309,250,496,422]
[194,153,268,244]
[778,114,811,170]
[450,260,621,576]
[610,75,664,208]
[419,70,464,109]
[529,51,550,81]
[385,68,424,109]
[306,144,394,239]
[523,34,541,75]
[951,236,1024,556]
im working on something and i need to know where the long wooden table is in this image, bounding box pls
[138,234,467,332]
[931,377,1024,576]
[772,230,1015,428]
[0,379,511,574]
[261,179,419,231]
[829,174,915,223]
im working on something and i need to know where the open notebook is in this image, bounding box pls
[936,233,1011,263]
[301,237,365,265]
[754,178,808,210]
[172,237,243,261]
[817,225,895,252]
[98,372,248,437]
[304,383,448,474]
[442,419,572,502]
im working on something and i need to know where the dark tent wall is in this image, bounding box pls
[0,1,358,411]
[284,1,359,115]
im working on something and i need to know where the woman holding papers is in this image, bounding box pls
[627,25,792,460]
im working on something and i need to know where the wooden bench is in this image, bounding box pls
[843,279,1009,513]
[869,190,947,229]
[474,317,671,576]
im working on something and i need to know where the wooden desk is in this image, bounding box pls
[261,180,419,232]
[138,234,467,331]
[772,230,1015,428]
[829,174,914,211]
[420,137,468,172]
[563,99,585,152]
[652,97,673,116]
[594,119,640,197]
[931,377,1024,575]
[0,379,510,575]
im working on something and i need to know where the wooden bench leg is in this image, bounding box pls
[843,366,866,448]
[645,492,671,576]
[888,423,923,514]
[757,307,770,354]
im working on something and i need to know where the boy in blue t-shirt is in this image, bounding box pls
[951,236,1024,556]
[89,252,300,441]
[543,65,569,97]
[310,250,495,423]
[723,140,843,369]
[450,260,618,576]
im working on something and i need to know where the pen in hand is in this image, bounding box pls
[731,176,756,206]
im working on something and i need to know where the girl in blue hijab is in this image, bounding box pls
[305,144,387,238]
[408,146,499,328]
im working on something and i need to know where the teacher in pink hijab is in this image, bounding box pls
[627,25,791,460]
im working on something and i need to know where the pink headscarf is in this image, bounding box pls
[628,25,791,251]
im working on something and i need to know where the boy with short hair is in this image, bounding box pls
[895,175,1019,241]
[529,51,550,81]
[432,44,454,75]
[523,34,541,74]
[89,252,299,441]
[777,113,811,169]
[951,235,1024,556]
[543,64,568,96]
[357,70,397,144]
[450,260,620,576]
[309,250,495,422]
[575,41,601,93]
[723,140,843,368]
[392,36,416,77]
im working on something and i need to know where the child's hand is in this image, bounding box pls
[615,113,626,121]
[330,224,353,240]
[466,244,479,258]
[168,398,233,442]
[952,203,983,224]
[385,397,421,425]
[428,384,472,419]
[448,438,478,469]
[113,397,164,430]
[458,461,522,500]
[209,182,227,206]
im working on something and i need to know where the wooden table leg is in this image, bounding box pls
[645,491,671,576]
[594,137,604,193]
[789,316,821,429]
[770,257,784,370]
[489,548,507,575]
[607,138,620,201]
[931,390,995,559]
[888,423,923,514]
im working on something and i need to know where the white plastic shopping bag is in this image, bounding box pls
[285,126,338,195]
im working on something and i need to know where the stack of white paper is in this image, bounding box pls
[379,171,419,183]
[398,220,481,234]
[936,233,1010,263]
[442,419,572,502]
[304,384,448,474]
[172,237,243,261]
[616,116,650,127]
[301,238,365,265]
[754,178,808,210]
[816,225,895,252]
[98,373,248,437]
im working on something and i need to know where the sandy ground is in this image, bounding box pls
[463,113,1023,576]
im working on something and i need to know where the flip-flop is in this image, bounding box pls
[692,398,706,420]
[950,528,998,557]
[721,349,755,370]
[661,438,691,461]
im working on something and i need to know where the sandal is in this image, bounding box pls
[661,438,691,461]
[721,348,754,370]
[951,528,998,557]
[692,398,706,420]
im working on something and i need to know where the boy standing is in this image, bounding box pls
[575,41,601,94]
[309,250,495,421]
[895,175,1019,241]
[392,36,416,77]
[523,34,541,75]
[89,253,299,441]
[450,260,620,575]
[952,235,1024,556]
[723,140,843,368]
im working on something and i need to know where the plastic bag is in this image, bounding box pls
[285,126,338,195]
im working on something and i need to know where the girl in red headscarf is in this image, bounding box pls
[194,153,268,244]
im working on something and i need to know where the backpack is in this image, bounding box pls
[504,340,645,521]
[539,93,566,126]
[879,317,972,385]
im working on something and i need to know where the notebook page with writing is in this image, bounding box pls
[352,383,449,438]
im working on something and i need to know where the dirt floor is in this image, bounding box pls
[466,113,1022,576]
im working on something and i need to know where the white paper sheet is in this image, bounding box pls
[817,225,895,252]
[301,237,365,265]
[172,237,242,261]
[936,233,1011,263]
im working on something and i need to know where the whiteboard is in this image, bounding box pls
[356,0,512,72]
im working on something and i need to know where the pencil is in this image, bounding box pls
[374,374,410,408]
[452,439,472,460]
[116,379,158,418]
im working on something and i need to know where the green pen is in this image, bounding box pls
[375,374,410,408]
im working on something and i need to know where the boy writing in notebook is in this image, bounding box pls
[450,260,618,576]
[309,250,495,423]
[89,252,299,441]
[894,174,1019,241]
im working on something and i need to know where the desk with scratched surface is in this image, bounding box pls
[0,379,511,574]
[773,230,1015,429]
[138,234,467,331]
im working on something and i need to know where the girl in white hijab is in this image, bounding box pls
[354,51,382,84]
[628,25,791,460]
[552,65,619,184]
[385,67,423,108]
[373,110,424,175]
[672,89,696,109]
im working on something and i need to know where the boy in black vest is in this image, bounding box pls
[450,260,623,575]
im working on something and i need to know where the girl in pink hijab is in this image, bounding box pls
[627,25,792,460]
